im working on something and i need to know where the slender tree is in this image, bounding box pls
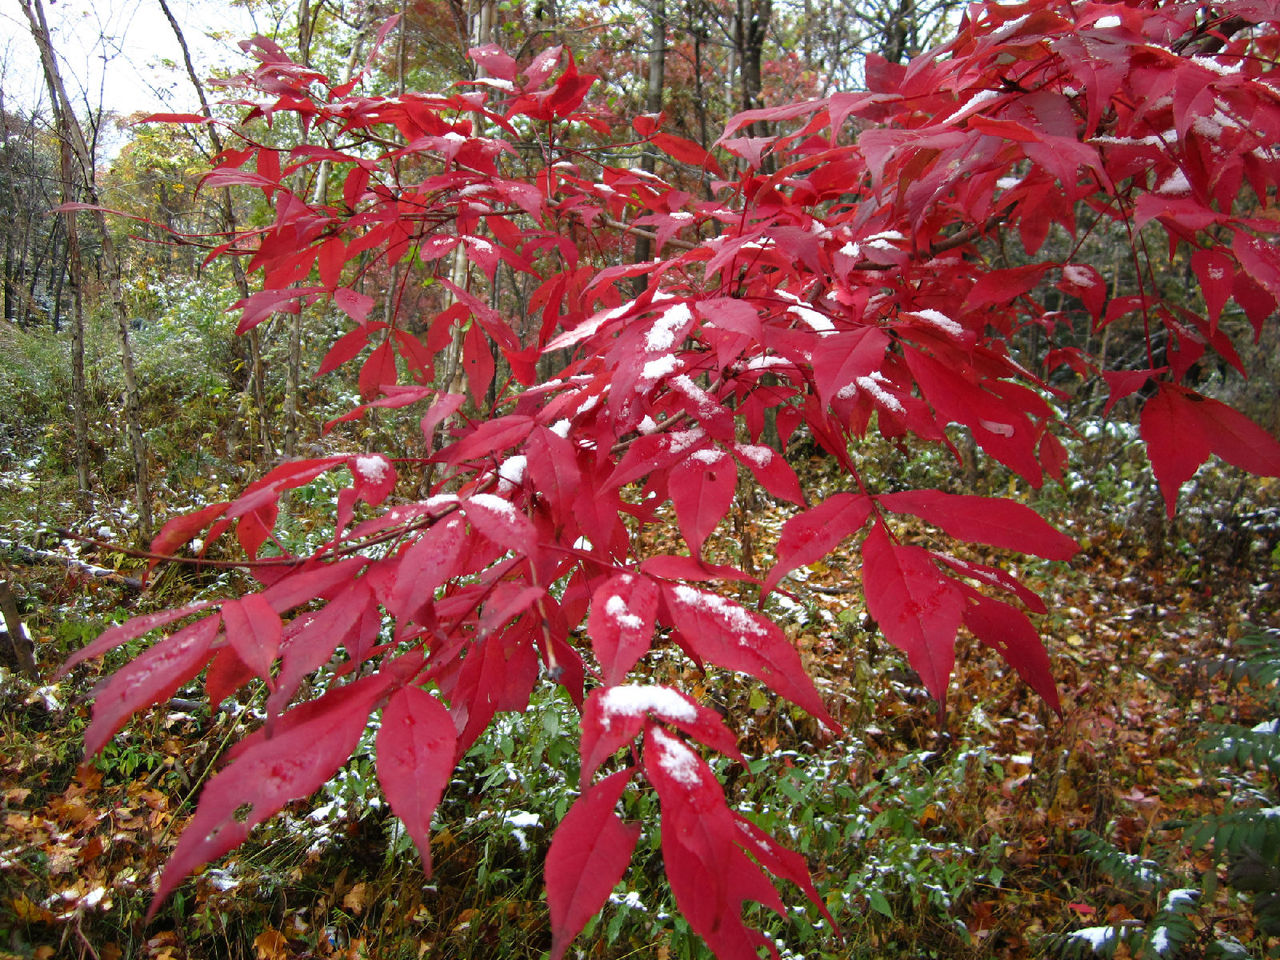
[21,0,153,539]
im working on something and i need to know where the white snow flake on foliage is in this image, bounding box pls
[641,355,682,382]
[671,374,720,416]
[497,455,527,488]
[600,685,697,727]
[1158,170,1192,195]
[667,428,705,455]
[1062,264,1094,286]
[646,303,693,352]
[469,493,519,520]
[1151,928,1171,955]
[355,454,390,483]
[650,727,703,785]
[672,584,765,638]
[1065,927,1117,950]
[941,89,999,125]
[735,444,773,467]
[1192,55,1242,76]
[905,309,965,337]
[604,595,644,630]
[1095,14,1121,27]
[842,373,904,413]
[690,448,725,465]
[787,304,834,332]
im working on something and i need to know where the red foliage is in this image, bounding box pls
[72,3,1280,955]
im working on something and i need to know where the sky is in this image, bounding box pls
[2,0,261,120]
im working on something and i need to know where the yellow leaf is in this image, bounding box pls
[343,882,367,915]
[253,927,290,960]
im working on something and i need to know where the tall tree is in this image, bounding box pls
[65,4,1280,957]
[20,0,153,538]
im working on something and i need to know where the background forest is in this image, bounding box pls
[2,0,1280,958]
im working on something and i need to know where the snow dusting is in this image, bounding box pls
[1062,264,1094,286]
[650,727,703,785]
[497,455,527,488]
[788,304,834,332]
[905,309,965,337]
[855,373,905,414]
[671,374,721,417]
[600,685,697,728]
[641,355,682,382]
[672,584,765,638]
[690,448,726,465]
[1065,926,1117,950]
[735,444,773,467]
[1157,169,1192,195]
[604,595,644,630]
[667,428,706,455]
[1094,14,1121,27]
[940,89,999,126]
[355,455,390,484]
[468,493,519,521]
[646,303,693,352]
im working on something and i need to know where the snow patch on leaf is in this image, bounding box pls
[599,684,699,729]
[649,727,702,785]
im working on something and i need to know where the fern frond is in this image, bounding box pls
[1075,829,1166,891]
[1200,721,1280,777]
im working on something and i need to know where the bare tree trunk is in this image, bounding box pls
[59,134,91,505]
[0,580,38,680]
[158,0,275,463]
[632,0,666,294]
[22,0,153,541]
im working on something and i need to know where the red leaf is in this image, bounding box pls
[269,580,379,717]
[1101,368,1165,416]
[348,453,397,505]
[152,677,385,915]
[962,594,1060,712]
[964,264,1050,309]
[587,575,658,686]
[60,600,218,674]
[638,554,758,583]
[205,646,255,708]
[462,494,537,555]
[1191,249,1234,330]
[317,325,373,377]
[334,288,374,324]
[377,686,457,874]
[359,339,398,400]
[669,449,737,558]
[652,131,723,175]
[388,516,468,624]
[763,493,872,595]
[1140,384,1214,517]
[1145,385,1280,515]
[547,768,640,960]
[149,503,230,562]
[220,593,282,684]
[468,43,517,82]
[732,443,804,505]
[643,727,786,958]
[580,684,742,784]
[876,489,1078,560]
[664,584,838,731]
[85,615,220,757]
[861,522,964,703]
[1233,231,1280,302]
[463,321,495,407]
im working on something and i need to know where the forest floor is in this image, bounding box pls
[1,453,1279,960]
